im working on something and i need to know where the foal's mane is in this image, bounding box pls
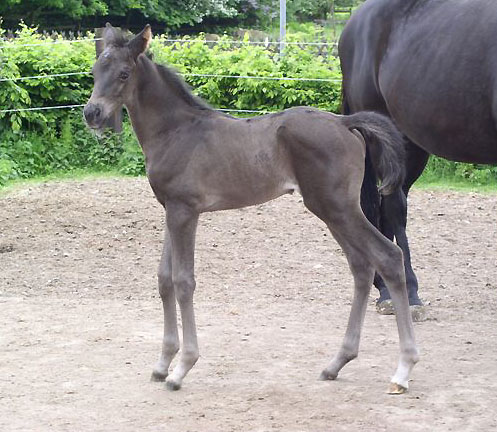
[403,0,430,16]
[153,62,215,112]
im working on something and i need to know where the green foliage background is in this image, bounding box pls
[1,24,496,187]
[0,0,239,30]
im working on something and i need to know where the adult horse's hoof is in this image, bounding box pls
[376,301,427,322]
[410,305,427,322]
[387,382,408,394]
[150,370,168,382]
[165,377,182,391]
[318,370,338,381]
[376,299,395,315]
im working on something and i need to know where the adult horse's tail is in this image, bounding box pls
[342,112,406,196]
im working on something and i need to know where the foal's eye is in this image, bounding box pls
[119,71,130,81]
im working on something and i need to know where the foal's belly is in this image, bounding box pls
[200,173,300,212]
[190,123,301,212]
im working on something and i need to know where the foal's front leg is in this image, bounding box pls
[164,203,200,391]
[151,227,180,382]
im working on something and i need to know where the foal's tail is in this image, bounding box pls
[341,111,406,196]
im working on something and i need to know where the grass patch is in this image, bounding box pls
[413,178,497,194]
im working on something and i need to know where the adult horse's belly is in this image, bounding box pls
[377,10,497,164]
[383,89,497,164]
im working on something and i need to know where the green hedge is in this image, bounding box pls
[1,24,496,187]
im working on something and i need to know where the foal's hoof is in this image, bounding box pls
[410,305,427,322]
[165,377,182,391]
[376,299,395,315]
[150,371,168,382]
[319,370,338,381]
[387,382,408,395]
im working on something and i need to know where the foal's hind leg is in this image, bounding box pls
[308,199,418,392]
[151,226,180,382]
[283,122,417,391]
[367,230,419,392]
[320,244,374,381]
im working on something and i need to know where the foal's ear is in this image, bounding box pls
[128,24,152,59]
[103,22,120,47]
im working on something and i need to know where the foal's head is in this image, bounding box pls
[84,23,151,131]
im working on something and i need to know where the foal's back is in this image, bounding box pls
[168,107,365,213]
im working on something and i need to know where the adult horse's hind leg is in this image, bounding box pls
[375,141,429,317]
[151,225,180,382]
[376,189,422,309]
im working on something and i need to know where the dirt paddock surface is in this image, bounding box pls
[1,178,496,431]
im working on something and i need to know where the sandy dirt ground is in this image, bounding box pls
[0,177,496,432]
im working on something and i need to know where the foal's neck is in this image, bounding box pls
[124,55,218,146]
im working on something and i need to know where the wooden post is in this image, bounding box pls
[331,0,336,39]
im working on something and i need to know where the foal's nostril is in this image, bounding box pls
[83,105,93,123]
[83,104,102,125]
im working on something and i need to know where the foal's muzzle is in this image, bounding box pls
[83,103,104,128]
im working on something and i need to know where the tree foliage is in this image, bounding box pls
[0,1,360,31]
[0,0,239,30]
[0,0,107,20]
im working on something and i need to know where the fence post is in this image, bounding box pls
[331,0,336,39]
[279,0,286,56]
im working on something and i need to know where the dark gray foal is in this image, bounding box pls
[84,24,418,394]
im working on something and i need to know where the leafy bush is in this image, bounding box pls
[151,32,341,112]
[422,156,497,185]
[0,111,141,182]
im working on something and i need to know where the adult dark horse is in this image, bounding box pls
[340,0,497,313]
[84,24,418,393]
